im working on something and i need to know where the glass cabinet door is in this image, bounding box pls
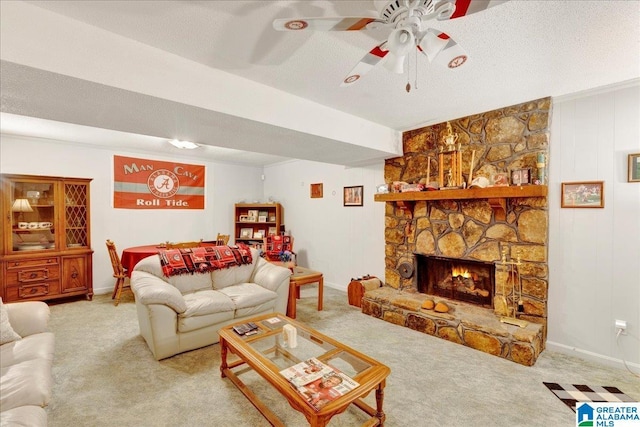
[10,180,56,252]
[64,182,89,249]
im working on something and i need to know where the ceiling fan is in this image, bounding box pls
[273,0,508,89]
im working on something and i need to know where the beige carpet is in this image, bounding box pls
[46,286,639,426]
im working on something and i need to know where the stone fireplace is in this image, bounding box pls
[362,98,551,366]
[416,254,494,309]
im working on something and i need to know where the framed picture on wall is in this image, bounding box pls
[628,153,640,182]
[310,183,323,198]
[343,185,363,207]
[561,181,604,208]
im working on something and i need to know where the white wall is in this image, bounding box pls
[0,135,264,295]
[263,160,386,290]
[547,82,640,367]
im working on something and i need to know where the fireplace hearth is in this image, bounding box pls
[415,254,494,309]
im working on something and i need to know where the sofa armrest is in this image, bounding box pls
[131,271,187,314]
[252,257,292,292]
[5,301,50,337]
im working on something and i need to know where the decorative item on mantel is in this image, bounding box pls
[438,122,464,189]
[535,153,546,185]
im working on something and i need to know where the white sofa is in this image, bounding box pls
[0,300,54,427]
[131,248,291,360]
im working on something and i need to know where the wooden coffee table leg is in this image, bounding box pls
[375,381,386,425]
[220,338,228,378]
[318,275,323,311]
[287,281,297,319]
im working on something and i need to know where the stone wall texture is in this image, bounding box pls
[371,97,551,365]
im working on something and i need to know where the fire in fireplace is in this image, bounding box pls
[415,254,494,308]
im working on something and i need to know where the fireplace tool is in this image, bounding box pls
[497,248,529,328]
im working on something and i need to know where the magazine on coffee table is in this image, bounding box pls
[279,358,359,410]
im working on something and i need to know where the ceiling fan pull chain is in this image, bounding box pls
[414,44,419,90]
[406,49,411,92]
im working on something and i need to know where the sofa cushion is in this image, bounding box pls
[178,311,235,333]
[1,298,22,345]
[0,405,48,427]
[210,248,259,289]
[0,358,52,411]
[182,290,235,317]
[177,290,235,333]
[0,333,54,369]
[134,255,212,294]
[218,283,278,310]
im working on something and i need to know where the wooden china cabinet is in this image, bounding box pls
[0,174,93,302]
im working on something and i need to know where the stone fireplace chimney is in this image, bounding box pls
[363,98,551,366]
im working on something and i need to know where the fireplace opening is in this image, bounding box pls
[415,254,494,308]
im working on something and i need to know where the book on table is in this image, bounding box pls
[280,358,359,411]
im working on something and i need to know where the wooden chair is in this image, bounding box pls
[106,239,131,306]
[216,233,230,246]
[165,239,203,249]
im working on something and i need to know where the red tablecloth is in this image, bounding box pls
[121,242,218,277]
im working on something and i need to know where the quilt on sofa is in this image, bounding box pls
[158,244,253,276]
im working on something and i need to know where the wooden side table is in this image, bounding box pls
[287,266,323,319]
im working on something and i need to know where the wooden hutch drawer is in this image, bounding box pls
[5,281,61,301]
[6,265,60,286]
[5,257,59,269]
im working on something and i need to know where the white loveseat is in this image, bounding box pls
[0,300,54,427]
[131,248,291,360]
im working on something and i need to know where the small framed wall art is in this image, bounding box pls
[628,153,640,182]
[310,183,323,198]
[343,185,363,207]
[561,181,604,208]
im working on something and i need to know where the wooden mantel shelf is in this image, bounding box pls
[374,185,548,220]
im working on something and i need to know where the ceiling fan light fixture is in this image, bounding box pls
[383,52,406,74]
[383,27,415,74]
[387,27,415,56]
[168,139,199,149]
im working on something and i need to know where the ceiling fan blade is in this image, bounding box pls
[273,17,382,31]
[340,43,389,87]
[418,29,468,69]
[445,0,509,20]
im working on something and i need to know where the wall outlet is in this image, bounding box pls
[615,319,627,335]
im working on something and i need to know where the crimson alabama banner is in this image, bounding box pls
[113,155,205,209]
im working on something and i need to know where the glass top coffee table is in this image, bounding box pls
[219,313,390,426]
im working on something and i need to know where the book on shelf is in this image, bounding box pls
[279,358,359,411]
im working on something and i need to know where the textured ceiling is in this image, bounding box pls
[2,0,639,166]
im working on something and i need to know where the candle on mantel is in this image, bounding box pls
[536,153,545,184]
